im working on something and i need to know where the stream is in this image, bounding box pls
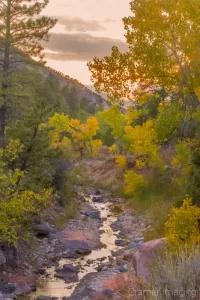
[30,193,124,299]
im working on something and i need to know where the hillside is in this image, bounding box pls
[41,66,106,109]
[9,54,106,115]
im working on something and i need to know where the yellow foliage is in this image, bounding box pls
[47,114,101,158]
[124,170,147,195]
[165,196,200,249]
[125,106,144,125]
[0,188,52,247]
[89,139,103,156]
[195,87,200,101]
[123,120,162,168]
[115,155,127,169]
[109,144,117,154]
[136,157,148,170]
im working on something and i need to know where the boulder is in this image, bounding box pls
[62,288,115,300]
[14,281,33,296]
[33,223,51,237]
[62,251,81,259]
[119,265,128,273]
[92,197,105,203]
[123,249,135,262]
[95,190,101,195]
[0,283,16,294]
[84,211,101,220]
[133,238,166,281]
[115,240,126,247]
[0,250,6,265]
[89,289,115,300]
[55,264,79,283]
[8,275,37,296]
[64,240,91,255]
[128,242,140,250]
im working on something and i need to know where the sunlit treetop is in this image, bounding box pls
[88,0,200,107]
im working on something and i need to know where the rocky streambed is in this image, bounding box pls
[0,187,150,300]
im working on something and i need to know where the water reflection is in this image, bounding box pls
[29,195,121,299]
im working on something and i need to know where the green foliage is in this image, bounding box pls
[0,0,56,62]
[155,102,182,140]
[61,86,102,120]
[95,111,114,146]
[99,106,127,139]
[0,142,52,247]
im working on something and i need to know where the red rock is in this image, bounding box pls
[103,272,138,291]
[63,231,88,241]
[133,238,166,281]
[8,275,37,296]
[8,275,37,285]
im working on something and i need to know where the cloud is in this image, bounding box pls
[56,16,105,32]
[43,32,128,61]
[104,18,116,23]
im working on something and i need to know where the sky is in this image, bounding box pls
[42,0,131,85]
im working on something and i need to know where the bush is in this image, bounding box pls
[149,245,200,300]
[124,170,147,195]
[165,196,200,249]
[116,155,127,169]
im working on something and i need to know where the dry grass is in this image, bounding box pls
[149,245,200,300]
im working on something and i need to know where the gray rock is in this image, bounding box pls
[84,211,100,220]
[95,190,101,195]
[64,240,91,255]
[115,240,126,247]
[33,223,51,237]
[119,264,129,272]
[102,289,114,297]
[128,242,140,249]
[92,197,105,203]
[38,268,46,275]
[55,264,79,283]
[14,282,33,296]
[0,283,16,294]
[0,250,6,265]
[62,287,96,300]
[62,251,80,259]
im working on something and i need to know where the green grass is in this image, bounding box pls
[55,200,78,229]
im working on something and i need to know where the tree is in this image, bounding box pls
[48,114,102,159]
[0,0,56,142]
[88,0,200,107]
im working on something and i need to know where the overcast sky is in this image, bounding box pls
[42,0,131,84]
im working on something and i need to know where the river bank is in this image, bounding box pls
[0,187,150,300]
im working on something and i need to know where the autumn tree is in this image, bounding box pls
[48,114,102,159]
[0,0,56,142]
[88,0,200,107]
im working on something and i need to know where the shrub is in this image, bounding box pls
[165,196,200,249]
[124,170,147,195]
[149,245,200,300]
[116,155,127,169]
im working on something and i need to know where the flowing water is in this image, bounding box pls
[30,195,123,299]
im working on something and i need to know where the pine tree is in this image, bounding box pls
[0,0,56,143]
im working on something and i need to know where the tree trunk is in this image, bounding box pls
[0,0,11,146]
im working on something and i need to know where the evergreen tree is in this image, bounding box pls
[0,0,56,142]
